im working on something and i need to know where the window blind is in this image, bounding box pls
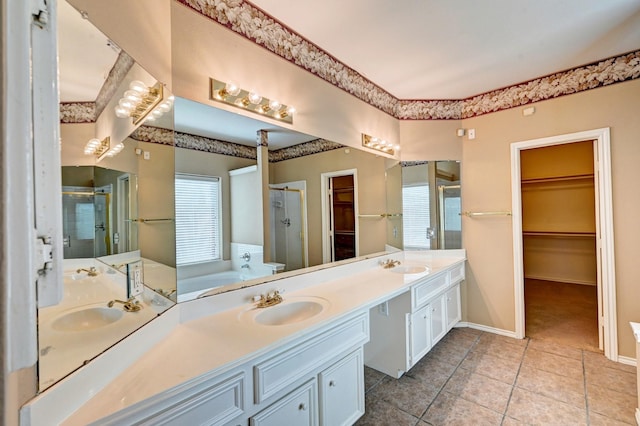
[175,174,221,265]
[402,184,431,249]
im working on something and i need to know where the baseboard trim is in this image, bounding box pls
[617,355,637,367]
[635,408,639,426]
[455,322,519,339]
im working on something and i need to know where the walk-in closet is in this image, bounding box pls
[520,140,599,351]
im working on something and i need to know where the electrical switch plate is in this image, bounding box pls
[126,260,144,298]
[468,129,476,140]
[378,301,389,316]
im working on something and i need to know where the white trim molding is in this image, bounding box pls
[510,128,617,361]
[454,322,519,340]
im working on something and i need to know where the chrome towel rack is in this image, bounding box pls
[461,211,512,217]
[127,218,174,223]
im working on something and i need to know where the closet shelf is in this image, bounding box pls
[523,231,596,238]
[521,173,594,185]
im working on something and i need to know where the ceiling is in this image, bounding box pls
[58,0,640,145]
[248,0,640,100]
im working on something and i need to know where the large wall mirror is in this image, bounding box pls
[39,1,176,391]
[41,0,462,394]
[172,98,391,301]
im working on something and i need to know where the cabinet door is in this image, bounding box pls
[409,306,431,368]
[446,285,461,330]
[430,295,447,346]
[319,349,364,426]
[250,379,317,426]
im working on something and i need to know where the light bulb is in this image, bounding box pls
[87,138,101,147]
[129,80,148,94]
[157,101,172,113]
[269,99,281,110]
[286,106,295,115]
[124,90,142,102]
[118,98,135,110]
[114,106,130,118]
[225,82,241,96]
[248,92,262,105]
[144,115,156,123]
[151,109,164,118]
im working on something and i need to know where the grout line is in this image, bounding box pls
[416,331,482,420]
[500,336,530,425]
[582,350,591,425]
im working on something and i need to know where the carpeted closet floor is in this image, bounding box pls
[524,278,599,352]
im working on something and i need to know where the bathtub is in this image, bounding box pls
[178,270,245,302]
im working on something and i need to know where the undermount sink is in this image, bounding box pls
[242,297,330,326]
[51,305,123,332]
[390,265,428,274]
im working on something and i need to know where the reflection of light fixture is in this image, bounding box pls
[362,133,399,156]
[209,78,295,124]
[84,136,112,160]
[114,80,167,125]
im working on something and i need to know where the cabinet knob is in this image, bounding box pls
[423,314,427,319]
[432,308,436,312]
[447,297,451,301]
[329,380,336,387]
[299,403,307,411]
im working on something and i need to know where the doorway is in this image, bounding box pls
[510,128,617,360]
[519,141,598,351]
[321,169,359,263]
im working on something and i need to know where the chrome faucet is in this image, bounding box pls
[380,259,401,269]
[107,297,142,312]
[240,252,251,262]
[76,267,98,276]
[241,264,250,270]
[254,290,284,308]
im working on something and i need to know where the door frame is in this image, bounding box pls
[510,127,617,360]
[321,169,359,263]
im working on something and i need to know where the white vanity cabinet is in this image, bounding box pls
[365,261,465,378]
[250,379,318,426]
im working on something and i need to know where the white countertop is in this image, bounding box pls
[25,250,465,425]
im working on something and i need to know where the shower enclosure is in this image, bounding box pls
[62,185,111,258]
[269,185,307,272]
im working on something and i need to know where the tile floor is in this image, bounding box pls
[357,328,637,425]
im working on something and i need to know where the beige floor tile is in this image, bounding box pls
[369,375,439,418]
[364,366,387,393]
[521,348,584,379]
[583,350,636,374]
[443,368,513,413]
[476,332,529,347]
[515,364,585,408]
[438,328,481,349]
[585,365,637,396]
[588,411,636,426]
[422,391,503,426]
[426,340,470,366]
[470,338,527,363]
[506,387,587,425]
[527,338,583,360]
[459,350,521,385]
[587,384,637,424]
[355,397,420,426]
[501,417,527,425]
[406,352,459,390]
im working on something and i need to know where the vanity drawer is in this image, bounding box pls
[449,262,465,284]
[94,372,246,426]
[412,272,449,310]
[254,312,368,404]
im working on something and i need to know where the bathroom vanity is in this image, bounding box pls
[21,250,465,425]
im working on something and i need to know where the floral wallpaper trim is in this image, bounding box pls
[176,1,640,120]
[60,102,96,123]
[95,51,135,118]
[130,126,175,146]
[401,161,429,167]
[175,131,257,159]
[269,139,344,163]
[177,0,398,116]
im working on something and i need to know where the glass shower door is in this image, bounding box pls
[62,188,96,258]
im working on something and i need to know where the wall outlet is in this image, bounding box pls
[143,151,151,160]
[468,129,476,140]
[126,260,144,298]
[378,301,389,316]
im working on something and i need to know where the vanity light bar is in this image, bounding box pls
[209,78,295,124]
[361,133,399,156]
